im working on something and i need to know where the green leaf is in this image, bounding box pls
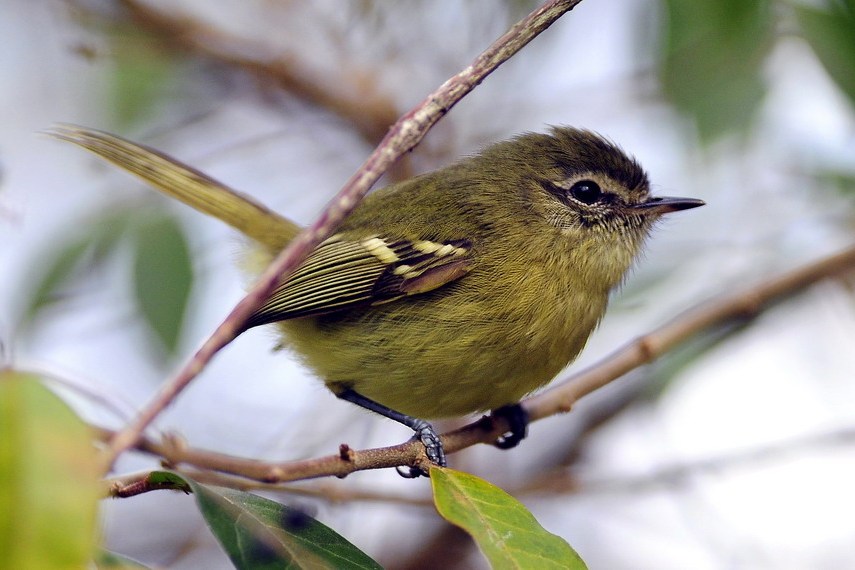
[795,0,855,107]
[659,0,774,141]
[0,371,101,569]
[431,467,586,569]
[20,209,129,329]
[815,169,855,200]
[95,550,151,569]
[108,24,177,127]
[132,213,194,357]
[110,470,192,496]
[23,236,95,321]
[187,482,381,570]
[146,470,192,494]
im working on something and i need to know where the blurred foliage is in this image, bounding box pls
[21,206,194,360]
[431,467,586,569]
[107,21,178,127]
[817,170,855,201]
[795,0,855,109]
[132,212,194,358]
[94,550,150,569]
[658,0,855,143]
[0,371,101,569]
[21,208,132,328]
[658,0,774,141]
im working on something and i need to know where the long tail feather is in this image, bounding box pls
[47,124,300,251]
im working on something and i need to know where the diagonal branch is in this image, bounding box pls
[101,0,584,473]
[99,243,855,483]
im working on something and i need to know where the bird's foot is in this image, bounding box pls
[397,419,446,478]
[491,404,529,449]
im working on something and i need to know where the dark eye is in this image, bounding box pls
[569,180,602,204]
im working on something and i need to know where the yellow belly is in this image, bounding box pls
[279,270,608,418]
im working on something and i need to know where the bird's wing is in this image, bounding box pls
[245,235,472,327]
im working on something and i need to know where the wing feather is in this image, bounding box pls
[245,236,472,327]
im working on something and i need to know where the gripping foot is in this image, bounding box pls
[491,403,529,449]
[336,388,446,477]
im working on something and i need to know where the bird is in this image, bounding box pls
[49,124,704,474]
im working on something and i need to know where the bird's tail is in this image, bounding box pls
[47,124,300,252]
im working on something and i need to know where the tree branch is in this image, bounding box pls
[101,0,584,473]
[98,243,855,482]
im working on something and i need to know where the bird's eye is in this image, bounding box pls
[569,180,602,204]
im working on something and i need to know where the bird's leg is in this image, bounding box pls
[336,388,445,477]
[491,403,529,449]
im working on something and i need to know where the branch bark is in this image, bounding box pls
[100,243,855,483]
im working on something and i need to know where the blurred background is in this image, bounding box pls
[2,0,855,568]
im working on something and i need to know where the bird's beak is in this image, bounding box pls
[631,196,705,216]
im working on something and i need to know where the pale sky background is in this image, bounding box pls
[2,1,855,568]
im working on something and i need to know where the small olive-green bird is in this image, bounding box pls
[50,125,703,471]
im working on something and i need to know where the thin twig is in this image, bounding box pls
[523,244,855,422]
[103,422,855,504]
[106,466,434,507]
[101,0,584,473]
[98,243,855,482]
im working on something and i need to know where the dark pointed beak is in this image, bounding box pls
[631,196,705,216]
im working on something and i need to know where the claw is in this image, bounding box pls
[415,422,447,467]
[395,423,446,479]
[335,388,447,477]
[396,466,425,478]
[491,404,529,449]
